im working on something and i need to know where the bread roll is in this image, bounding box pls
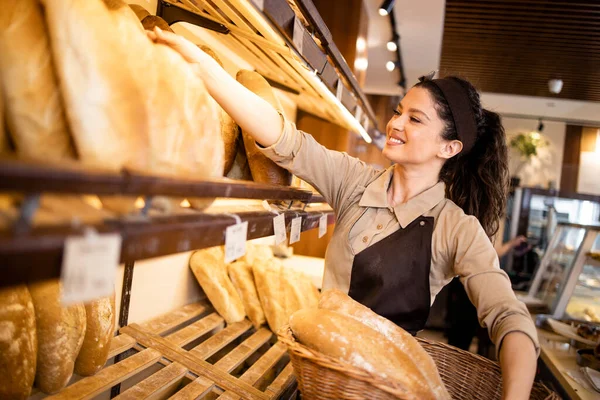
[0,285,37,400]
[29,281,87,394]
[74,295,115,376]
[252,258,318,332]
[0,0,74,162]
[290,309,435,400]
[198,45,239,176]
[228,261,266,328]
[235,70,292,186]
[128,4,151,20]
[141,15,174,32]
[189,247,246,324]
[319,289,449,399]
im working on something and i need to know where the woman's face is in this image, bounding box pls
[382,87,451,166]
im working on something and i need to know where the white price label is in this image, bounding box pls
[252,0,264,11]
[318,215,328,238]
[225,221,248,263]
[289,217,302,244]
[336,79,344,101]
[293,16,304,54]
[273,214,287,245]
[61,232,121,305]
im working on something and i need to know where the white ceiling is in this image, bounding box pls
[362,0,600,124]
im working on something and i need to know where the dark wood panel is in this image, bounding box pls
[560,125,583,193]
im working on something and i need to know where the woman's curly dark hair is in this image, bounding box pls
[415,76,509,239]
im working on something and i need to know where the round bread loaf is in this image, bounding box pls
[0,285,37,400]
[235,70,292,186]
[29,281,87,394]
[128,4,150,20]
[74,295,115,376]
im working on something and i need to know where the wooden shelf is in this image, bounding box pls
[0,208,334,288]
[0,159,324,202]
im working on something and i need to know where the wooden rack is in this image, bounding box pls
[46,300,297,400]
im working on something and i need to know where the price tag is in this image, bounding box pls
[251,0,264,11]
[318,214,328,238]
[225,221,248,263]
[273,214,287,245]
[336,79,344,101]
[293,16,304,54]
[289,217,302,244]
[355,106,363,122]
[61,231,121,305]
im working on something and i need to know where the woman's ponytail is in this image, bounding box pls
[416,77,509,239]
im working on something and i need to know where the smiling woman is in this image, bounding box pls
[148,27,538,400]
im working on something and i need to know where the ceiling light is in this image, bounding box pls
[354,57,369,71]
[379,0,395,17]
[386,61,396,72]
[548,79,563,94]
[386,41,397,51]
[356,37,366,52]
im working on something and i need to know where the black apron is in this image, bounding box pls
[348,216,434,335]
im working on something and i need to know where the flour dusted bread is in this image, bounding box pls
[252,258,318,332]
[235,70,292,186]
[228,261,266,328]
[0,0,74,162]
[29,281,86,394]
[0,285,37,400]
[290,309,436,400]
[189,247,246,324]
[319,289,449,399]
[74,295,115,376]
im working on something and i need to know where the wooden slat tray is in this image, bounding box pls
[44,301,297,400]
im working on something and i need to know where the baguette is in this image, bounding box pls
[235,70,292,186]
[29,281,87,394]
[0,0,74,162]
[228,261,266,329]
[189,247,246,324]
[0,285,37,400]
[74,295,115,376]
[319,289,449,399]
[290,308,435,400]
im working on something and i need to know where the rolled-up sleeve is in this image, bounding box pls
[449,212,540,358]
[258,117,375,213]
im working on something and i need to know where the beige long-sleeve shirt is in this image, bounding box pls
[259,117,539,357]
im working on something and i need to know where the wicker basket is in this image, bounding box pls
[278,326,560,400]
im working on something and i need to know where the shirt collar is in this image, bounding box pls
[359,166,447,228]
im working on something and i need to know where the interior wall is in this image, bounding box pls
[503,117,566,189]
[577,127,600,195]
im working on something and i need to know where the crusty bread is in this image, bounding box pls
[235,70,292,186]
[290,309,436,400]
[226,140,253,181]
[0,285,37,400]
[29,281,87,394]
[189,247,246,324]
[128,4,150,20]
[241,243,274,266]
[33,195,114,226]
[252,258,318,332]
[228,261,266,329]
[0,0,74,162]
[318,289,450,399]
[141,15,174,32]
[74,295,115,376]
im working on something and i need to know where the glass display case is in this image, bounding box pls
[524,222,600,322]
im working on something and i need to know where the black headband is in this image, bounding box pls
[429,78,477,154]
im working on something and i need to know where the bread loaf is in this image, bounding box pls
[319,289,449,399]
[228,261,266,328]
[189,247,246,324]
[141,15,174,32]
[29,281,87,394]
[0,285,37,400]
[74,295,115,376]
[290,309,435,400]
[241,243,274,265]
[198,45,239,176]
[226,140,253,181]
[128,4,150,20]
[252,258,318,332]
[0,0,74,162]
[235,70,292,186]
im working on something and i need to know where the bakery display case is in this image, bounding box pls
[524,222,600,322]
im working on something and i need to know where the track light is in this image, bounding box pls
[386,40,397,51]
[378,0,395,16]
[386,61,397,72]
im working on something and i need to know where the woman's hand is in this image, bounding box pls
[147,26,211,65]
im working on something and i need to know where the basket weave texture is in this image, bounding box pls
[278,326,560,400]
